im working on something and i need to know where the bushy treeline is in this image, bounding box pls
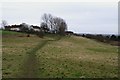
[84,34,119,41]
[1,13,68,37]
[2,23,44,38]
[74,33,120,45]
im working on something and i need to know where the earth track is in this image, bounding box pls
[18,36,62,78]
[18,40,48,78]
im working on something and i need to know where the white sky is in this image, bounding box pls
[0,0,119,34]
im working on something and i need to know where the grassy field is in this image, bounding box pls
[2,30,118,78]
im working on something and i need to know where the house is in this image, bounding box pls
[5,25,21,31]
[65,31,74,35]
[5,24,41,33]
[30,25,41,32]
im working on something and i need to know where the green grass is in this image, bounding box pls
[2,30,42,78]
[36,36,118,78]
[2,30,118,78]
[2,30,23,35]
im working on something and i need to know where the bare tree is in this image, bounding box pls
[41,13,67,35]
[40,22,49,33]
[53,17,67,34]
[1,20,8,29]
[41,13,54,30]
[53,17,61,33]
[59,21,67,35]
[41,13,49,25]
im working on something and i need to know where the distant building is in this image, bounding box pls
[5,25,21,31]
[10,28,20,31]
[4,23,42,32]
[30,25,41,32]
[65,31,74,35]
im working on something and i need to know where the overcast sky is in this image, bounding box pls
[1,2,118,34]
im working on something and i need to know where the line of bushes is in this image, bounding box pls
[74,33,120,46]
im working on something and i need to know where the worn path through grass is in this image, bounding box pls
[18,36,62,78]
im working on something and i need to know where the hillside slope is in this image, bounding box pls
[36,35,118,78]
[2,31,118,78]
